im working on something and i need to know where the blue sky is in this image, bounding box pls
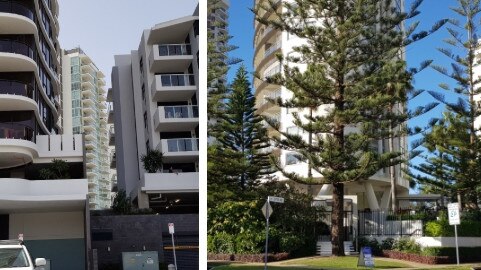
[58,0,198,88]
[227,0,463,166]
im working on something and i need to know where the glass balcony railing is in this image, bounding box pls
[158,44,192,56]
[159,74,195,87]
[166,138,199,152]
[0,123,34,142]
[163,105,198,119]
[0,79,34,99]
[0,39,34,59]
[0,1,35,21]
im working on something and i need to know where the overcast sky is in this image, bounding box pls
[58,0,198,88]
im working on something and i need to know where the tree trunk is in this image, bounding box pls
[331,182,345,256]
[389,120,397,211]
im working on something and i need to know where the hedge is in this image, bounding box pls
[207,253,289,262]
[421,247,481,263]
[424,219,481,237]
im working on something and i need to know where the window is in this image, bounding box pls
[194,20,199,36]
[141,84,146,101]
[139,57,143,75]
[146,140,150,152]
[285,152,305,165]
[143,111,148,129]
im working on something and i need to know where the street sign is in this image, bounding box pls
[448,203,460,225]
[358,247,374,267]
[268,196,284,203]
[262,201,273,219]
[168,223,175,234]
[447,202,461,265]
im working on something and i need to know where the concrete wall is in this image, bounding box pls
[9,211,86,270]
[9,212,84,240]
[415,237,481,248]
[112,56,140,198]
[90,214,198,270]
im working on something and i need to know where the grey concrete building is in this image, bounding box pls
[110,7,199,213]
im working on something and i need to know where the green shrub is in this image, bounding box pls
[393,237,421,254]
[381,238,395,250]
[209,232,235,254]
[424,219,481,237]
[421,247,481,262]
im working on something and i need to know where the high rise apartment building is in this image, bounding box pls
[253,0,410,211]
[62,48,111,209]
[0,1,88,268]
[110,8,199,213]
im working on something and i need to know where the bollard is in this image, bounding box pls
[168,264,176,270]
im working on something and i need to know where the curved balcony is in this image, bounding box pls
[0,122,37,169]
[0,39,34,58]
[0,1,35,21]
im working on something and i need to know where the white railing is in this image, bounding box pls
[264,40,281,58]
[163,105,199,119]
[261,89,282,105]
[263,65,281,79]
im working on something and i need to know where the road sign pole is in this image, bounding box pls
[172,233,178,270]
[264,199,269,270]
[454,224,459,265]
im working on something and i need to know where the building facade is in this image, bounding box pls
[62,48,111,209]
[252,0,410,211]
[110,9,199,213]
[0,2,89,268]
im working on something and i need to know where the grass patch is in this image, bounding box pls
[282,256,410,269]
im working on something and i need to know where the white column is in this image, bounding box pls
[364,182,379,210]
[380,188,391,210]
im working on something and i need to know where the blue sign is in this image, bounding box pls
[358,246,374,267]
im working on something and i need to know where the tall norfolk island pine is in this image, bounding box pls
[254,0,445,255]
[216,66,272,191]
[410,0,481,209]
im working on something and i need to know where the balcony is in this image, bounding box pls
[149,44,193,73]
[154,105,198,132]
[157,138,198,163]
[142,172,199,193]
[109,126,115,146]
[151,74,196,102]
[0,123,37,169]
[108,104,114,124]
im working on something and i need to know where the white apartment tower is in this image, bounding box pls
[110,7,199,213]
[0,0,88,268]
[62,48,111,209]
[253,0,410,211]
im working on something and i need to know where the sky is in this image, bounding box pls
[58,0,198,88]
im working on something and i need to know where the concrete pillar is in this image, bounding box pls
[380,188,391,210]
[317,184,333,196]
[137,191,150,209]
[364,182,379,210]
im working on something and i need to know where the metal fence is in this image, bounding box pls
[358,209,437,237]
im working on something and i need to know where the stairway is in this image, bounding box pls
[316,241,356,256]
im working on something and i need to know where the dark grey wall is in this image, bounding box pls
[90,214,198,270]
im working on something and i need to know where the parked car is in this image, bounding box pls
[0,240,46,269]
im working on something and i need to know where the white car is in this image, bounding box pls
[0,240,46,270]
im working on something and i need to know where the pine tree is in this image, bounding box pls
[207,0,241,120]
[216,66,273,190]
[254,0,446,255]
[411,0,481,209]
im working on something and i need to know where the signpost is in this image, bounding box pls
[168,223,178,270]
[447,203,460,265]
[262,196,284,270]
